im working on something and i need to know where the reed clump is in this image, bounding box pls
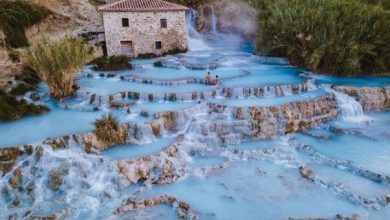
[27,36,94,100]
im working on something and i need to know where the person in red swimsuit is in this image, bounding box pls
[205,72,212,85]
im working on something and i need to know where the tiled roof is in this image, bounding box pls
[98,0,189,12]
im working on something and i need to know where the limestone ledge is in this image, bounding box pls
[0,111,180,155]
[208,93,338,140]
[333,85,390,112]
[84,80,316,107]
[115,195,198,219]
[117,135,186,185]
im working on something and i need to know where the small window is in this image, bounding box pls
[122,18,129,27]
[155,41,162,50]
[160,19,167,28]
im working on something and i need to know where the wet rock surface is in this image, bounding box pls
[115,195,198,219]
[333,86,390,112]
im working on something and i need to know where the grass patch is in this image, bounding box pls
[27,36,94,100]
[0,91,49,121]
[93,113,126,145]
[91,55,133,71]
[0,1,51,48]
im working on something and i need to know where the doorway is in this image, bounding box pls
[120,41,134,57]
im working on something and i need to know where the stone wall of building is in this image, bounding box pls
[103,11,188,57]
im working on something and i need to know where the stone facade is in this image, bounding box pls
[102,11,188,57]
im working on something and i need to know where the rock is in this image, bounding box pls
[35,146,44,161]
[89,94,96,104]
[49,166,68,190]
[333,86,390,112]
[109,101,131,108]
[30,93,40,101]
[9,168,23,189]
[140,110,149,117]
[299,165,314,180]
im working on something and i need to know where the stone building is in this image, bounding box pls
[98,0,189,57]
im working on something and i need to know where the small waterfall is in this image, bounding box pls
[186,9,211,51]
[211,6,217,33]
[333,90,370,122]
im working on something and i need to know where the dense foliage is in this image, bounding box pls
[257,0,390,75]
[27,36,94,100]
[11,66,42,96]
[0,1,51,48]
[0,91,49,121]
[92,56,133,71]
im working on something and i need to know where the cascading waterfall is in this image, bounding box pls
[186,9,211,51]
[211,5,217,33]
[0,145,124,219]
[332,90,371,122]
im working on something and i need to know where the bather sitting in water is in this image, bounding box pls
[213,75,220,85]
[205,72,212,85]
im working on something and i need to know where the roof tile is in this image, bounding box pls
[98,0,189,12]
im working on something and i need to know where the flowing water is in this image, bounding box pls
[1,10,390,220]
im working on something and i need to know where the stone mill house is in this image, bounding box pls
[98,0,189,57]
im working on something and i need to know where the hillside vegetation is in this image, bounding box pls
[254,0,390,76]
[0,0,51,48]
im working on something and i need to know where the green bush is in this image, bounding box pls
[10,83,37,96]
[0,91,49,121]
[92,55,133,71]
[137,53,158,59]
[27,36,94,100]
[257,0,390,75]
[0,1,51,48]
[8,49,21,63]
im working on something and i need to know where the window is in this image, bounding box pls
[122,18,129,27]
[155,41,162,50]
[160,19,167,28]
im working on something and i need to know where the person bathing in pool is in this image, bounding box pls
[213,75,220,85]
[205,72,212,85]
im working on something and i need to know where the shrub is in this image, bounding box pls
[0,91,49,121]
[0,1,51,48]
[10,83,37,96]
[8,49,21,63]
[137,53,158,59]
[27,36,94,100]
[91,55,133,71]
[163,48,188,56]
[257,0,390,75]
[93,113,126,145]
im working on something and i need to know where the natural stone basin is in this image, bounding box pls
[0,107,101,148]
[221,66,304,88]
[130,101,197,114]
[101,137,176,160]
[130,66,245,80]
[210,90,328,107]
[306,72,390,87]
[77,77,215,96]
[295,112,390,176]
[135,159,366,219]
